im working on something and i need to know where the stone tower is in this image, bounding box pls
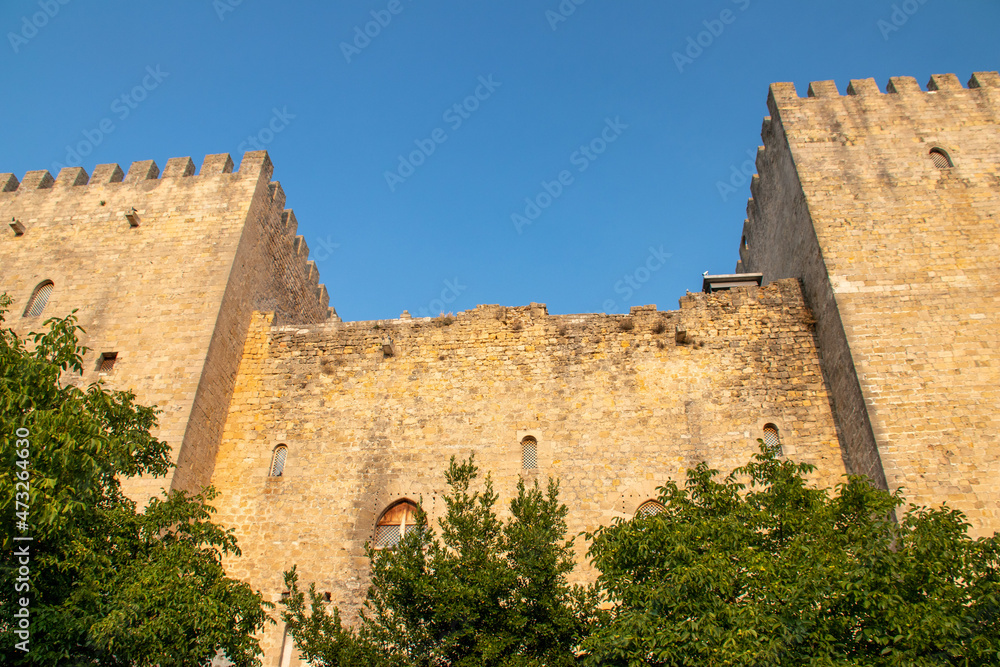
[0,151,331,502]
[739,71,1000,534]
[3,70,999,666]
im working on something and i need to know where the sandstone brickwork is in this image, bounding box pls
[211,281,845,658]
[0,151,329,501]
[3,70,998,665]
[740,71,1000,535]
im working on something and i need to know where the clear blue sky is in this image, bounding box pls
[2,1,997,321]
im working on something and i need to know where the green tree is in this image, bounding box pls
[583,444,1000,666]
[0,296,270,666]
[282,455,600,666]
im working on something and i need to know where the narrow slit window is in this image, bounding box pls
[270,445,288,477]
[929,148,953,169]
[97,352,118,374]
[636,500,665,518]
[521,437,537,470]
[763,424,782,455]
[374,500,419,550]
[23,281,53,318]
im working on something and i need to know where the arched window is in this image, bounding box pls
[269,445,287,477]
[374,500,420,550]
[23,281,53,318]
[763,424,782,455]
[521,437,537,470]
[635,500,665,518]
[929,147,953,169]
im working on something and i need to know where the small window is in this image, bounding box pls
[374,500,420,550]
[270,445,288,477]
[521,437,537,470]
[97,352,118,374]
[763,424,782,455]
[636,500,665,518]
[929,148,953,169]
[23,281,53,318]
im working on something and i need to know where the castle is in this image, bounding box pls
[2,71,998,665]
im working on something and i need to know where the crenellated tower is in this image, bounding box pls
[0,151,333,503]
[2,72,999,666]
[739,71,1000,534]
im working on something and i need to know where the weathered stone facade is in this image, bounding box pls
[0,152,329,502]
[740,71,1000,537]
[1,71,998,665]
[212,285,844,656]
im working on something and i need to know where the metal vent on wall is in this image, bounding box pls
[270,445,287,477]
[930,148,953,169]
[522,438,537,470]
[763,425,782,455]
[636,501,665,518]
[374,524,401,549]
[98,352,117,373]
[24,281,53,317]
[374,501,419,550]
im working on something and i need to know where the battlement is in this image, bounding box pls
[767,71,1000,109]
[0,151,275,193]
[743,70,1000,250]
[259,283,815,388]
[1,150,329,319]
[276,281,790,348]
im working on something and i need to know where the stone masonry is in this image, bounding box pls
[1,70,998,665]
[212,283,844,658]
[0,152,330,501]
[740,71,1000,536]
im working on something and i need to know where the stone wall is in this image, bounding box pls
[741,72,1000,534]
[739,108,885,490]
[0,151,329,501]
[211,280,845,658]
[6,70,999,665]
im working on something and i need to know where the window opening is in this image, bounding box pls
[23,281,53,317]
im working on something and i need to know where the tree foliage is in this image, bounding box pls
[282,456,600,666]
[583,444,1000,666]
[0,296,270,666]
